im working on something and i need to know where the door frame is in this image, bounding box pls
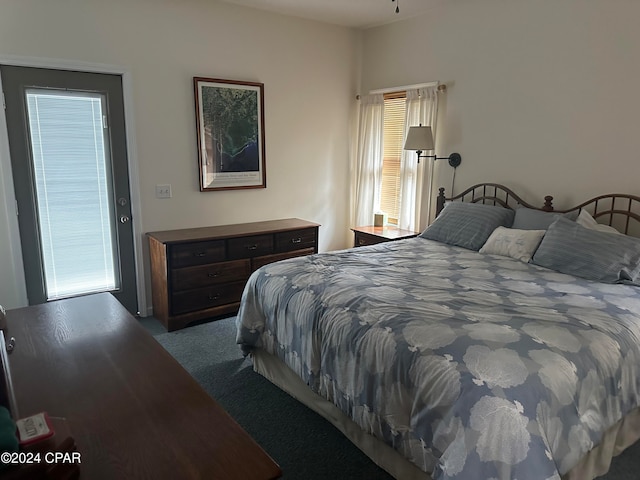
[0,54,146,315]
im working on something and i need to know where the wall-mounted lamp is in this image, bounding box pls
[403,125,461,168]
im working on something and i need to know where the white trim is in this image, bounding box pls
[369,81,439,95]
[0,54,130,75]
[0,54,146,315]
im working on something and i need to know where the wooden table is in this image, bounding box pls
[1,293,281,479]
[351,225,420,247]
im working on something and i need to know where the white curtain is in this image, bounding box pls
[397,87,439,232]
[350,94,384,227]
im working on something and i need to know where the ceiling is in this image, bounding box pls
[220,0,443,29]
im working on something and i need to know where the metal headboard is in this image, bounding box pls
[561,194,640,236]
[436,184,553,214]
[436,183,640,236]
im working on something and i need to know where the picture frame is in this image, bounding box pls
[194,77,266,191]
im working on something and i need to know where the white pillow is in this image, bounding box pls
[576,209,621,235]
[479,227,546,263]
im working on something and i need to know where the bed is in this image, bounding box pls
[236,183,640,480]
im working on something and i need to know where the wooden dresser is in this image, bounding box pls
[2,293,281,480]
[147,218,319,331]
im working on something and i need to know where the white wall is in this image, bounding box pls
[361,0,640,209]
[0,0,359,310]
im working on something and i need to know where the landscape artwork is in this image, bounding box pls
[194,77,266,191]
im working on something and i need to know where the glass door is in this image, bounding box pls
[1,66,138,314]
[26,89,119,300]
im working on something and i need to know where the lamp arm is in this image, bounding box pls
[415,150,428,164]
[414,152,462,168]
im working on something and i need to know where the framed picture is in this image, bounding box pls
[194,77,266,191]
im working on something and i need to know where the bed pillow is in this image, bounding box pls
[421,202,515,251]
[576,209,621,235]
[511,207,578,230]
[479,227,545,263]
[531,217,640,283]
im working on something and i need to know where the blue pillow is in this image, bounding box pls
[511,207,578,230]
[532,217,640,283]
[421,202,515,251]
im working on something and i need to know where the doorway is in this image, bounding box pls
[1,66,138,314]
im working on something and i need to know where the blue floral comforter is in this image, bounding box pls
[236,238,640,479]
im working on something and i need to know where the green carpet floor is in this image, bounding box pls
[150,316,391,479]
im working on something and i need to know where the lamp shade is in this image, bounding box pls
[403,126,434,151]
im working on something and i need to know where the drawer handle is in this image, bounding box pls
[208,293,220,301]
[207,272,220,278]
[358,239,366,245]
[291,237,302,244]
[246,244,258,250]
[194,252,206,257]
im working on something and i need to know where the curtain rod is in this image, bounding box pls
[356,81,445,100]
[370,81,441,94]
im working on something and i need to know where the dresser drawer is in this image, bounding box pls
[252,248,315,271]
[275,228,317,253]
[227,234,274,259]
[171,259,251,291]
[170,240,226,268]
[354,232,386,247]
[171,280,246,315]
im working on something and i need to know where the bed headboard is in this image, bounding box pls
[436,184,554,214]
[436,183,640,236]
[564,193,640,236]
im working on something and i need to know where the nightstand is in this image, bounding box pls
[351,226,420,247]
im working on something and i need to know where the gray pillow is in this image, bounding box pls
[532,217,640,283]
[421,202,515,251]
[511,207,578,230]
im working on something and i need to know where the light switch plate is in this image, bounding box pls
[155,184,172,198]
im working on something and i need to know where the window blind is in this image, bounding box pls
[26,89,118,300]
[380,92,406,225]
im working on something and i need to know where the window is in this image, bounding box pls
[26,89,118,300]
[352,84,438,232]
[380,92,406,225]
